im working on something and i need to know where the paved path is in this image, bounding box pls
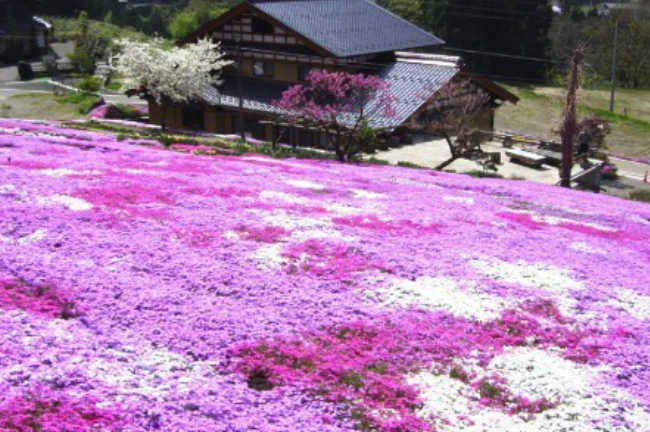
[370,136,650,196]
[371,137,560,183]
[0,79,147,106]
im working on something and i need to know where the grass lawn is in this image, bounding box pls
[2,94,83,121]
[496,84,650,158]
[1,93,101,121]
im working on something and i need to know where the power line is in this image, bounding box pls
[443,47,563,64]
[444,3,547,17]
[445,11,521,22]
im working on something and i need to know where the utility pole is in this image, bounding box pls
[560,47,584,188]
[609,18,619,113]
[236,38,245,142]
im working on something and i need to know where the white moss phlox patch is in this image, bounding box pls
[606,289,650,321]
[470,258,583,318]
[409,348,649,432]
[86,346,214,400]
[222,230,240,241]
[261,211,329,231]
[18,229,47,245]
[350,189,385,200]
[568,242,605,255]
[260,190,313,205]
[371,277,511,322]
[251,243,288,270]
[443,195,475,205]
[38,168,100,177]
[325,202,381,216]
[471,258,582,292]
[36,194,93,211]
[285,179,326,191]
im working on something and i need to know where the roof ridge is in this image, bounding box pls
[247,0,444,57]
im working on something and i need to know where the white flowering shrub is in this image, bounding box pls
[113,38,232,104]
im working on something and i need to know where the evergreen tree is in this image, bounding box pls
[421,0,553,80]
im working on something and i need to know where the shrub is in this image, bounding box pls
[106,104,145,120]
[465,170,504,179]
[601,164,619,180]
[17,61,34,81]
[78,75,102,93]
[105,80,122,91]
[0,103,11,117]
[68,45,96,75]
[365,157,390,165]
[397,161,426,169]
[57,92,103,114]
[629,189,650,203]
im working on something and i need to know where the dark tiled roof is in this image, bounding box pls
[251,0,444,57]
[369,60,459,128]
[203,61,459,130]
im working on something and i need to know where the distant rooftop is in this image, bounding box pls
[250,0,444,57]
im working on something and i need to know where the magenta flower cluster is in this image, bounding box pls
[0,385,126,432]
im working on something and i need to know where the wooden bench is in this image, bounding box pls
[528,148,562,166]
[505,149,547,168]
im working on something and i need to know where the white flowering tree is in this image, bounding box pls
[113,38,232,130]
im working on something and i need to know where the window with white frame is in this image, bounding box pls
[253,60,274,78]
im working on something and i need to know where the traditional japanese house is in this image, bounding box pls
[152,0,517,145]
[0,0,51,63]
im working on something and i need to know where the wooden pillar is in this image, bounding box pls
[272,123,278,149]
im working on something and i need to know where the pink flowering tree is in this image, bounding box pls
[274,69,395,162]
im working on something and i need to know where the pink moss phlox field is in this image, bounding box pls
[0,119,648,431]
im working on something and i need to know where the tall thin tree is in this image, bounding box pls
[560,47,584,188]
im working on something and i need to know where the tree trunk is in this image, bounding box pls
[443,132,456,158]
[435,158,456,171]
[335,130,345,162]
[271,123,278,150]
[560,48,584,188]
[161,103,167,132]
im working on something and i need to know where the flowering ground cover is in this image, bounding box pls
[0,118,649,432]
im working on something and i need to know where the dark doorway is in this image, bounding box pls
[182,106,204,130]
